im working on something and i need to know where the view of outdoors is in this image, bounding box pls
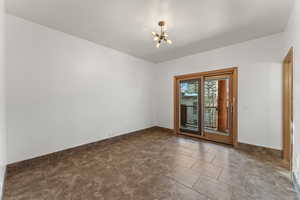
[180,80,199,132]
[204,78,230,135]
[180,77,230,135]
[204,80,218,130]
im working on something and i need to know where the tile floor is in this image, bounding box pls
[4,128,298,200]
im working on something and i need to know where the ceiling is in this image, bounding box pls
[6,0,294,63]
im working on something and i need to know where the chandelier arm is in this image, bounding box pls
[152,21,171,47]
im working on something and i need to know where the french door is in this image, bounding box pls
[174,68,238,145]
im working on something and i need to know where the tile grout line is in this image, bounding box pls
[209,154,217,164]
[164,175,212,200]
[216,167,224,180]
[5,128,296,200]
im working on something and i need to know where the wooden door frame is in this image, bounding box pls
[283,47,294,170]
[173,67,238,147]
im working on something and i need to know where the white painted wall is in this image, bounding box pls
[5,13,290,166]
[6,15,156,164]
[284,0,300,186]
[154,33,285,150]
[0,0,5,197]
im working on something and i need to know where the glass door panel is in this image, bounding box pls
[175,68,237,145]
[179,79,201,134]
[204,75,231,136]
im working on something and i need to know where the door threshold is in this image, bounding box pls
[178,131,233,146]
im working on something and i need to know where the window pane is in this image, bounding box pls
[204,77,230,136]
[179,79,200,133]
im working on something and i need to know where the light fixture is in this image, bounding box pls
[152,21,172,48]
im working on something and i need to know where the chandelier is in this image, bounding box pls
[151,21,172,48]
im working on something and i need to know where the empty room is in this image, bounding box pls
[0,0,300,199]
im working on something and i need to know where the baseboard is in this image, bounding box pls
[293,172,300,200]
[152,126,174,133]
[7,126,158,171]
[157,127,282,159]
[5,126,285,175]
[156,127,282,159]
[237,142,282,159]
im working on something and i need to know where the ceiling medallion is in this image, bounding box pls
[151,21,172,48]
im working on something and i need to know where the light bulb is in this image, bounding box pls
[151,32,156,36]
[156,43,160,48]
[167,39,172,44]
[153,36,159,41]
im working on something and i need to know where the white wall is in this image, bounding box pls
[284,0,300,186]
[5,12,291,165]
[154,33,286,150]
[6,15,156,164]
[0,0,5,198]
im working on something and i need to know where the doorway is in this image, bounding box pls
[174,67,238,146]
[283,47,293,170]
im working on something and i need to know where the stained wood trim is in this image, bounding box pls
[237,142,282,159]
[205,74,231,80]
[180,132,232,145]
[174,67,237,80]
[198,77,203,135]
[173,77,179,135]
[232,68,238,147]
[173,67,238,146]
[152,126,174,133]
[283,47,294,170]
[200,77,205,136]
[7,126,160,169]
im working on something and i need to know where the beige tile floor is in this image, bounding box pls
[4,128,298,200]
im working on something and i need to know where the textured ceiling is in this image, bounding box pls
[6,0,294,63]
